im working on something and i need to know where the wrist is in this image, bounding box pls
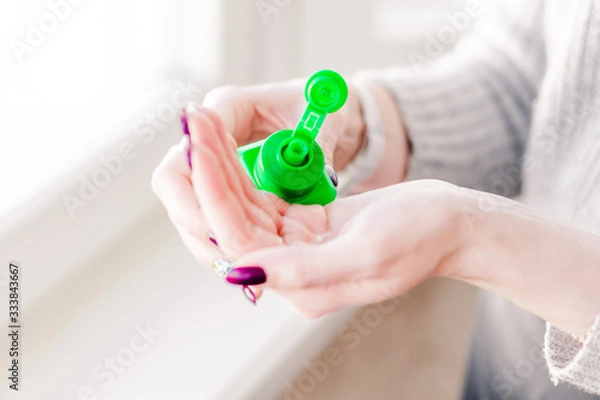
[350,83,409,193]
[447,189,600,338]
[439,187,523,283]
[430,186,481,280]
[334,85,366,170]
[336,81,409,196]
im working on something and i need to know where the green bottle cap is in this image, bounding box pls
[238,70,348,205]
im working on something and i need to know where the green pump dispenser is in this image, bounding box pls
[237,70,348,205]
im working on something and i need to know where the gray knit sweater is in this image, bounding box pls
[349,0,600,396]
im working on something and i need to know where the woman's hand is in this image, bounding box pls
[152,78,366,277]
[154,104,600,337]
[232,180,466,317]
[232,171,600,339]
[152,74,412,267]
[157,105,466,313]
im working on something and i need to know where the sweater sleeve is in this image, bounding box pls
[544,316,600,395]
[348,0,546,195]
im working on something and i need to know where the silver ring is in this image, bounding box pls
[212,258,234,278]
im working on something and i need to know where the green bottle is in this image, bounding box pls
[237,70,348,205]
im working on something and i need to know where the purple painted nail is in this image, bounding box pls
[243,286,257,305]
[180,109,190,136]
[185,138,192,168]
[326,165,338,187]
[226,267,266,286]
[180,109,192,168]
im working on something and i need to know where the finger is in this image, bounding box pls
[201,87,258,143]
[201,82,341,167]
[177,226,268,300]
[213,109,283,231]
[190,139,254,254]
[188,107,281,244]
[188,104,281,230]
[224,133,286,229]
[152,142,209,238]
[176,226,224,270]
[275,278,405,318]
[187,106,249,209]
[235,236,375,290]
[179,227,266,306]
[315,112,345,166]
[202,81,303,144]
[245,285,264,303]
[187,110,281,255]
[280,204,329,244]
[280,217,326,244]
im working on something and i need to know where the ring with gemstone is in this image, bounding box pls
[212,258,234,278]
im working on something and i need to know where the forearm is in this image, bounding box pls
[450,190,600,339]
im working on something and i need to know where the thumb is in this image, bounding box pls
[315,113,344,167]
[201,80,305,145]
[201,86,257,144]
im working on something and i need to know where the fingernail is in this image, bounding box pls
[326,165,338,187]
[226,267,266,286]
[180,109,192,168]
[243,286,257,305]
[180,109,190,136]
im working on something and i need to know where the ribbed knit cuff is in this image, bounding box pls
[544,315,600,395]
[377,59,526,195]
[339,63,523,195]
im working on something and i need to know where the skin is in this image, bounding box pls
[152,81,600,339]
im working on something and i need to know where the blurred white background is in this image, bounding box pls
[0,1,477,399]
[0,0,468,221]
